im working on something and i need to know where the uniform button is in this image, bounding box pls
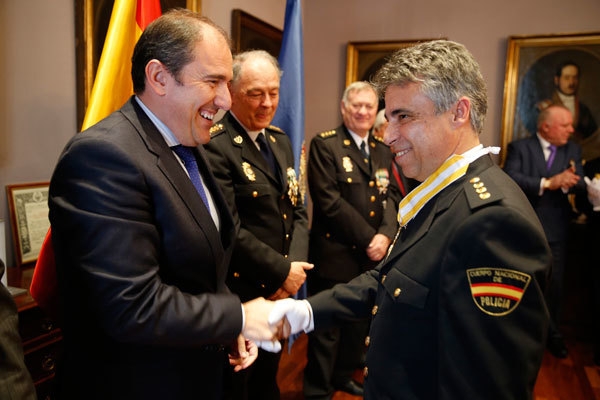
[381,275,386,283]
[394,288,401,297]
[325,233,330,238]
[284,254,288,258]
[347,178,353,183]
[371,305,378,315]
[369,211,375,217]
[281,195,285,200]
[252,191,258,198]
[365,336,370,346]
[363,366,369,377]
[370,196,376,202]
[369,181,375,187]
[285,234,290,239]
[233,272,240,278]
[283,213,287,220]
[260,283,266,289]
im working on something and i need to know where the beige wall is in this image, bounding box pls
[1,0,599,266]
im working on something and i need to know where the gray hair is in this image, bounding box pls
[372,40,488,135]
[342,81,377,106]
[373,109,387,131]
[231,50,282,86]
[537,103,571,129]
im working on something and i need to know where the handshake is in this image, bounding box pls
[585,175,600,211]
[241,297,314,353]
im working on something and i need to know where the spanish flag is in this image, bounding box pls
[81,0,161,130]
[30,0,161,317]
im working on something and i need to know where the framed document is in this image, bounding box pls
[6,182,50,267]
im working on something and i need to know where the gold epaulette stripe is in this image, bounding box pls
[210,123,224,135]
[319,129,336,138]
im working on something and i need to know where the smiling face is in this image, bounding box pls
[160,26,233,146]
[383,82,461,182]
[230,56,280,131]
[341,88,378,137]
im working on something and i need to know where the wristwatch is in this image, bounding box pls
[543,178,551,190]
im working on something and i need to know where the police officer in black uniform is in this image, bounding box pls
[204,50,311,400]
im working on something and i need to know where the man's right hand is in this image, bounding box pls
[281,261,313,296]
[241,297,282,342]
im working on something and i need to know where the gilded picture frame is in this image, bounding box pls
[231,9,282,57]
[500,32,600,165]
[345,39,440,87]
[6,182,50,267]
[75,0,202,129]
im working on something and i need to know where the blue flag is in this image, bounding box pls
[272,0,307,351]
[272,0,305,176]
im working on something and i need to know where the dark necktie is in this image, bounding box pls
[172,145,211,212]
[360,140,369,162]
[547,144,557,170]
[256,133,278,175]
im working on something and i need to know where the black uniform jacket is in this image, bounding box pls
[308,155,551,400]
[204,112,309,301]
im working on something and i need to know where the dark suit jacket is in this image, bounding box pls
[49,97,240,400]
[307,125,398,284]
[503,135,585,242]
[204,112,309,301]
[0,261,36,400]
[308,155,551,399]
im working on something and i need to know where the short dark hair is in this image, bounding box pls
[131,9,230,93]
[555,60,580,79]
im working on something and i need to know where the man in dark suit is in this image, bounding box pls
[304,81,398,399]
[504,104,585,358]
[48,10,281,400]
[271,40,551,400]
[204,50,311,400]
[0,259,36,400]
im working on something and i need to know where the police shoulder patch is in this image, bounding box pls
[467,267,531,316]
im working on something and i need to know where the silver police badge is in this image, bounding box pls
[242,162,256,181]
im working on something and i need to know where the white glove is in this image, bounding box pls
[584,176,600,211]
[256,340,282,353]
[268,298,314,335]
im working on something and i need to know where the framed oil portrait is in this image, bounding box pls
[6,182,50,267]
[345,39,440,87]
[231,9,282,57]
[500,32,600,165]
[74,0,202,129]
